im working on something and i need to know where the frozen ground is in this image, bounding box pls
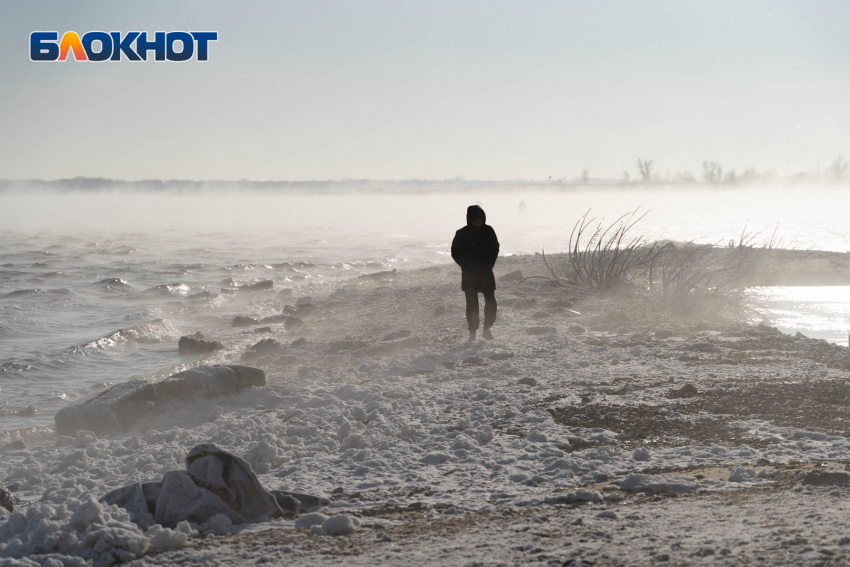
[4,254,850,566]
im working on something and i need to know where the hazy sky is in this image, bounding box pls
[1,1,848,181]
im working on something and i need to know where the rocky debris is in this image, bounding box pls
[254,326,272,333]
[277,288,292,297]
[0,440,25,452]
[655,329,674,339]
[55,365,265,436]
[258,314,288,324]
[239,280,274,292]
[295,296,313,306]
[283,303,316,317]
[290,338,308,348]
[801,469,850,486]
[526,326,557,335]
[518,377,537,386]
[101,444,293,528]
[462,356,485,366]
[669,383,699,398]
[499,270,524,283]
[16,405,37,417]
[513,298,537,310]
[433,305,447,317]
[242,339,282,362]
[284,316,303,330]
[232,316,260,327]
[568,325,585,334]
[178,335,224,355]
[270,490,331,514]
[0,480,13,512]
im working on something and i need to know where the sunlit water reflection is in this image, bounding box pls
[750,286,850,344]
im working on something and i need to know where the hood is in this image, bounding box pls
[466,205,486,225]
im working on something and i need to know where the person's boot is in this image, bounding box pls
[482,328,494,340]
[468,330,477,343]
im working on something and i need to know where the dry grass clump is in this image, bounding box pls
[540,209,662,289]
[648,243,755,320]
[538,210,778,321]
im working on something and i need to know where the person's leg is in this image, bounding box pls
[483,290,497,329]
[465,290,480,332]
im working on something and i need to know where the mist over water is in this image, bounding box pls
[4,185,850,249]
[2,185,849,436]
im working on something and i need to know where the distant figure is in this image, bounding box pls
[519,200,527,213]
[451,205,500,342]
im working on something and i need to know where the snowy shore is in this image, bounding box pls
[4,253,850,566]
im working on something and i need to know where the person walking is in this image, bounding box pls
[451,205,500,342]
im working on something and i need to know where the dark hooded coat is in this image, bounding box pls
[451,205,500,292]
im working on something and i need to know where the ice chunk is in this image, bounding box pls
[295,512,328,529]
[185,443,285,522]
[322,514,358,536]
[146,523,190,550]
[728,465,758,483]
[800,469,850,485]
[0,480,13,513]
[341,434,363,449]
[154,470,248,528]
[207,513,233,531]
[632,447,651,461]
[526,429,548,443]
[420,453,451,465]
[101,482,150,518]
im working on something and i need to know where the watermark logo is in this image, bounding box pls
[30,32,218,62]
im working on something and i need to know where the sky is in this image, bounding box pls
[0,0,848,181]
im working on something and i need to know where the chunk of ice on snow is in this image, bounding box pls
[728,465,758,482]
[322,514,359,536]
[295,512,328,529]
[632,447,650,461]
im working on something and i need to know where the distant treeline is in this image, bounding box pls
[1,155,848,193]
[0,177,512,193]
[625,156,850,186]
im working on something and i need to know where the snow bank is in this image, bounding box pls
[0,497,161,566]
